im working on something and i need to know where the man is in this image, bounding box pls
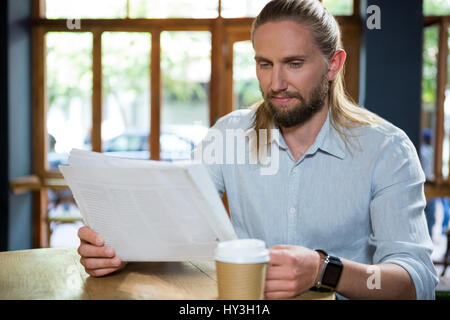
[77,0,438,299]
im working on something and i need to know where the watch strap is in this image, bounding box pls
[311,249,343,292]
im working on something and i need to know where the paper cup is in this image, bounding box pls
[214,239,270,300]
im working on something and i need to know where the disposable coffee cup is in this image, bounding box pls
[214,239,270,300]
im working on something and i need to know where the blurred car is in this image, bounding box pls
[103,130,195,161]
[48,131,196,170]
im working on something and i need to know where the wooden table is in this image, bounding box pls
[0,248,334,300]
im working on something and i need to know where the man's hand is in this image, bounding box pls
[264,245,320,299]
[77,226,127,277]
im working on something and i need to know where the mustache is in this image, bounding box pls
[264,90,303,100]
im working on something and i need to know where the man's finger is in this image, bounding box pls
[265,279,297,293]
[80,256,122,270]
[78,242,115,258]
[272,244,293,250]
[86,268,121,278]
[268,248,291,265]
[78,226,103,246]
[265,290,297,300]
[266,266,295,280]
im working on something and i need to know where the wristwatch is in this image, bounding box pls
[311,249,343,292]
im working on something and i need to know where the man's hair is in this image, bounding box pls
[250,0,383,149]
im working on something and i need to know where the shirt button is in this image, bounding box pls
[290,207,296,214]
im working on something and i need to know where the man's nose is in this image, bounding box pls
[270,66,287,93]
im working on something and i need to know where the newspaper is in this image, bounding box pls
[59,149,237,261]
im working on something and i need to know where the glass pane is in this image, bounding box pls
[420,26,438,180]
[233,40,261,109]
[46,32,92,171]
[222,0,353,18]
[130,0,218,18]
[161,31,210,161]
[443,27,450,179]
[424,0,450,16]
[322,0,353,16]
[45,0,127,19]
[102,32,151,160]
[221,0,270,18]
[47,189,83,248]
[222,0,270,18]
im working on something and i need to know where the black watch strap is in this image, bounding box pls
[310,249,343,292]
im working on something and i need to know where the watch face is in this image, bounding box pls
[322,262,342,287]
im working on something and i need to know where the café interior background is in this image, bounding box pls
[1,0,450,285]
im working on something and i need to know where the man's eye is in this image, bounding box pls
[289,62,303,68]
[259,63,271,69]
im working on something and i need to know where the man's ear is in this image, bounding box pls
[327,49,346,81]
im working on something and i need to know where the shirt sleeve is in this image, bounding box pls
[368,132,439,300]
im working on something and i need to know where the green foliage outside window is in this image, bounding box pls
[422,27,439,106]
[424,0,450,15]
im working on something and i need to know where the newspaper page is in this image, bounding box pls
[60,149,237,261]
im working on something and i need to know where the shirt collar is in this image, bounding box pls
[246,107,347,160]
[318,109,347,160]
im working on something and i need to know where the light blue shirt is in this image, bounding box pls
[195,107,438,300]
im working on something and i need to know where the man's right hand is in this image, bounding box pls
[77,226,127,277]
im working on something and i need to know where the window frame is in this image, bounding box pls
[423,16,450,198]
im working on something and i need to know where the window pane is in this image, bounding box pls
[102,32,151,160]
[46,32,92,171]
[424,0,450,16]
[130,0,218,18]
[45,0,127,19]
[161,31,210,161]
[322,0,353,16]
[221,0,270,18]
[233,41,261,109]
[443,28,450,179]
[221,0,353,18]
[420,26,438,181]
[47,189,83,248]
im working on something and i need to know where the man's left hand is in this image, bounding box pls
[265,245,321,299]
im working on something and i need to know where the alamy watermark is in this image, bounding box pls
[66,19,81,30]
[366,265,381,290]
[192,128,280,176]
[366,5,381,30]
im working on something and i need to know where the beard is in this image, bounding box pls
[262,73,329,128]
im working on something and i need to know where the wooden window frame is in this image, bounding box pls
[14,0,361,248]
[423,16,450,199]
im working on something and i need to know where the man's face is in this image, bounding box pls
[253,20,330,128]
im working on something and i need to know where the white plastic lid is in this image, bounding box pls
[214,239,270,264]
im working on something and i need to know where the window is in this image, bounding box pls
[102,32,151,159]
[233,40,261,109]
[421,2,450,268]
[161,31,211,155]
[322,0,353,16]
[421,25,439,181]
[23,0,361,248]
[421,2,450,199]
[46,32,92,170]
[221,0,270,18]
[221,0,354,17]
[424,0,450,16]
[129,0,218,18]
[45,0,127,19]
